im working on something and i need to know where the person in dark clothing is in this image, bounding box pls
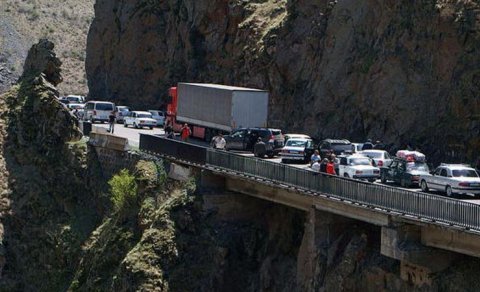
[362,139,374,150]
[320,158,328,173]
[254,137,267,158]
[108,111,116,133]
[165,121,174,138]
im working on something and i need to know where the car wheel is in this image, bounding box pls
[400,179,407,188]
[420,180,429,192]
[281,159,286,163]
[380,173,387,184]
[267,152,274,158]
[149,126,153,130]
[446,185,453,197]
[344,173,349,178]
[368,178,376,183]
[124,123,128,127]
[133,122,138,129]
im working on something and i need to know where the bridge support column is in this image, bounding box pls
[381,224,457,286]
[296,207,352,290]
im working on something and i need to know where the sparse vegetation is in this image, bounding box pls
[109,169,138,212]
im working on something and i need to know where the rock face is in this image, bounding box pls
[87,0,480,164]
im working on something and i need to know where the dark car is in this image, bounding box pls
[318,139,353,158]
[224,128,285,158]
[380,157,430,187]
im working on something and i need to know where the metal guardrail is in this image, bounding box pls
[139,134,480,231]
[139,134,207,164]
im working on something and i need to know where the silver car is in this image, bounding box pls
[420,164,480,197]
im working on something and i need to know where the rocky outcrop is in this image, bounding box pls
[87,0,480,164]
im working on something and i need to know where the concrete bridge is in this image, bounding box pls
[92,131,480,286]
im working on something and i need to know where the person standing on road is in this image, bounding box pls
[165,121,174,138]
[326,158,337,175]
[180,123,191,141]
[310,150,321,166]
[108,111,116,134]
[212,133,226,150]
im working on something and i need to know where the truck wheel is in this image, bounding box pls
[380,173,387,183]
[420,180,429,192]
[446,185,453,197]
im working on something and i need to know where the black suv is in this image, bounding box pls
[225,128,285,157]
[318,139,353,158]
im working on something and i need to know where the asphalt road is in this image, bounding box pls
[94,123,480,204]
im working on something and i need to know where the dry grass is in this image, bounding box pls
[1,0,94,96]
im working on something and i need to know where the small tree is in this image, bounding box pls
[109,169,138,212]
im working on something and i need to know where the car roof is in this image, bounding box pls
[132,111,151,115]
[286,138,311,142]
[86,100,114,104]
[439,164,474,170]
[360,149,386,153]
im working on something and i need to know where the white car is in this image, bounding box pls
[148,110,165,127]
[338,154,380,182]
[124,111,157,129]
[84,101,115,123]
[279,138,314,163]
[115,106,130,123]
[359,150,393,167]
[419,164,480,197]
[352,143,364,153]
[284,133,311,143]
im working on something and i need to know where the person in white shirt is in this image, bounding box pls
[311,160,321,172]
[213,133,226,150]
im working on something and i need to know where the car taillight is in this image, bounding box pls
[459,182,470,187]
[355,170,363,174]
[377,160,383,167]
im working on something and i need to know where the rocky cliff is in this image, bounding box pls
[87,0,480,164]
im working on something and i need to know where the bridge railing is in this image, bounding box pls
[206,149,480,231]
[139,134,207,165]
[138,134,480,231]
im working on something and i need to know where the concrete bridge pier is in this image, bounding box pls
[296,207,353,290]
[381,224,458,286]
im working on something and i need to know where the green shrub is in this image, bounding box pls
[109,169,138,212]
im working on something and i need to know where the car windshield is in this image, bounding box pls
[406,162,429,172]
[452,169,479,178]
[138,113,152,118]
[349,158,371,165]
[332,143,353,150]
[363,152,382,158]
[286,140,307,147]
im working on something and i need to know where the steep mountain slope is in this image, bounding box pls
[0,0,94,95]
[86,0,480,164]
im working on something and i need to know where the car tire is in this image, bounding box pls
[124,123,128,128]
[267,152,274,158]
[446,185,453,197]
[400,179,407,188]
[281,159,286,164]
[380,173,387,184]
[133,122,138,129]
[344,173,349,178]
[149,126,153,130]
[368,178,376,183]
[420,180,429,192]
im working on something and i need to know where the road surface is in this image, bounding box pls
[92,123,480,203]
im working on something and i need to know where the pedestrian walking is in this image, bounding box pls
[180,123,191,141]
[108,111,116,133]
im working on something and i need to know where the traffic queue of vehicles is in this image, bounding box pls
[58,83,480,198]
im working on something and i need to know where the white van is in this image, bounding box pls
[84,101,115,123]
